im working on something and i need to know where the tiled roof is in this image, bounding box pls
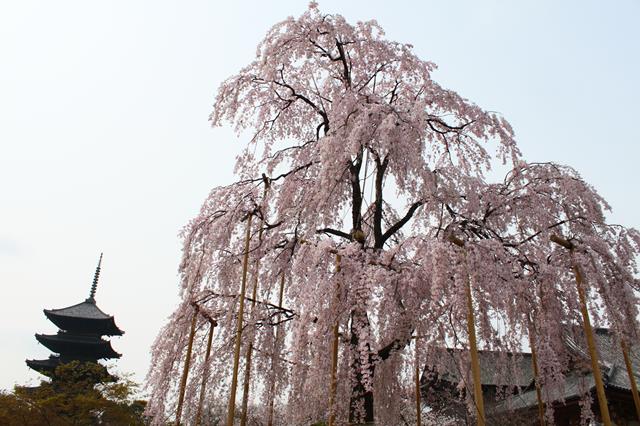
[587,328,640,392]
[503,329,640,411]
[430,328,640,412]
[499,372,597,411]
[45,300,113,320]
[25,355,61,375]
[44,299,124,335]
[35,332,121,359]
[424,348,534,388]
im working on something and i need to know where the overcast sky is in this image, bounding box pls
[1,0,639,391]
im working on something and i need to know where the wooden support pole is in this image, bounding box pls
[195,319,217,426]
[267,273,286,426]
[176,305,198,425]
[464,263,486,426]
[239,197,268,426]
[239,224,264,426]
[621,339,640,422]
[328,254,341,426]
[448,235,485,425]
[550,235,612,426]
[239,339,254,426]
[226,213,253,426]
[527,317,545,426]
[415,336,422,426]
[573,261,612,426]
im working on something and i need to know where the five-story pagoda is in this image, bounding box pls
[26,254,124,377]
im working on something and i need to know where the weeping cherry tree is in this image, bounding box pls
[145,3,640,425]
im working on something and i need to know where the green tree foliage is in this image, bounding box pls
[0,362,146,425]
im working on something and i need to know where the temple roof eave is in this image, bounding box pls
[35,333,122,360]
[43,310,124,336]
[25,357,60,377]
[44,299,112,320]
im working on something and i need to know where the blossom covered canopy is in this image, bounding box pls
[146,4,640,425]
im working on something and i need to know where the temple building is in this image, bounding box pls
[422,328,640,425]
[26,254,124,377]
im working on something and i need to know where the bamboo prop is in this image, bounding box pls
[239,336,254,426]
[239,182,270,426]
[226,213,254,426]
[527,315,546,426]
[448,235,486,426]
[267,273,286,426]
[195,317,217,426]
[414,335,422,426]
[328,254,342,426]
[550,235,612,426]
[239,224,265,426]
[176,304,199,426]
[621,339,640,422]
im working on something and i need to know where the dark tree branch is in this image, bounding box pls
[357,63,388,93]
[378,334,413,361]
[237,161,316,186]
[273,70,330,133]
[373,155,388,247]
[316,228,352,240]
[271,161,316,182]
[336,39,351,87]
[350,149,364,232]
[377,201,424,249]
[426,117,475,134]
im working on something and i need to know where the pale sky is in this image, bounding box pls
[1,0,639,391]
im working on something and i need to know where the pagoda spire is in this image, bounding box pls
[89,253,103,302]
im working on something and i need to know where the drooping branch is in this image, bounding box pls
[196,290,296,317]
[238,161,316,186]
[273,70,330,132]
[426,117,475,134]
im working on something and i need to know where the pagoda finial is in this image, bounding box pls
[89,253,103,302]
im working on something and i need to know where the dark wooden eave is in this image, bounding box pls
[25,356,61,377]
[44,299,124,336]
[35,332,121,360]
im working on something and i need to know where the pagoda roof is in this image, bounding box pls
[35,332,121,360]
[26,356,114,380]
[42,254,124,336]
[45,299,112,320]
[25,356,60,377]
[44,299,124,336]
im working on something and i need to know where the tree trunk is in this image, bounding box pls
[349,309,375,424]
